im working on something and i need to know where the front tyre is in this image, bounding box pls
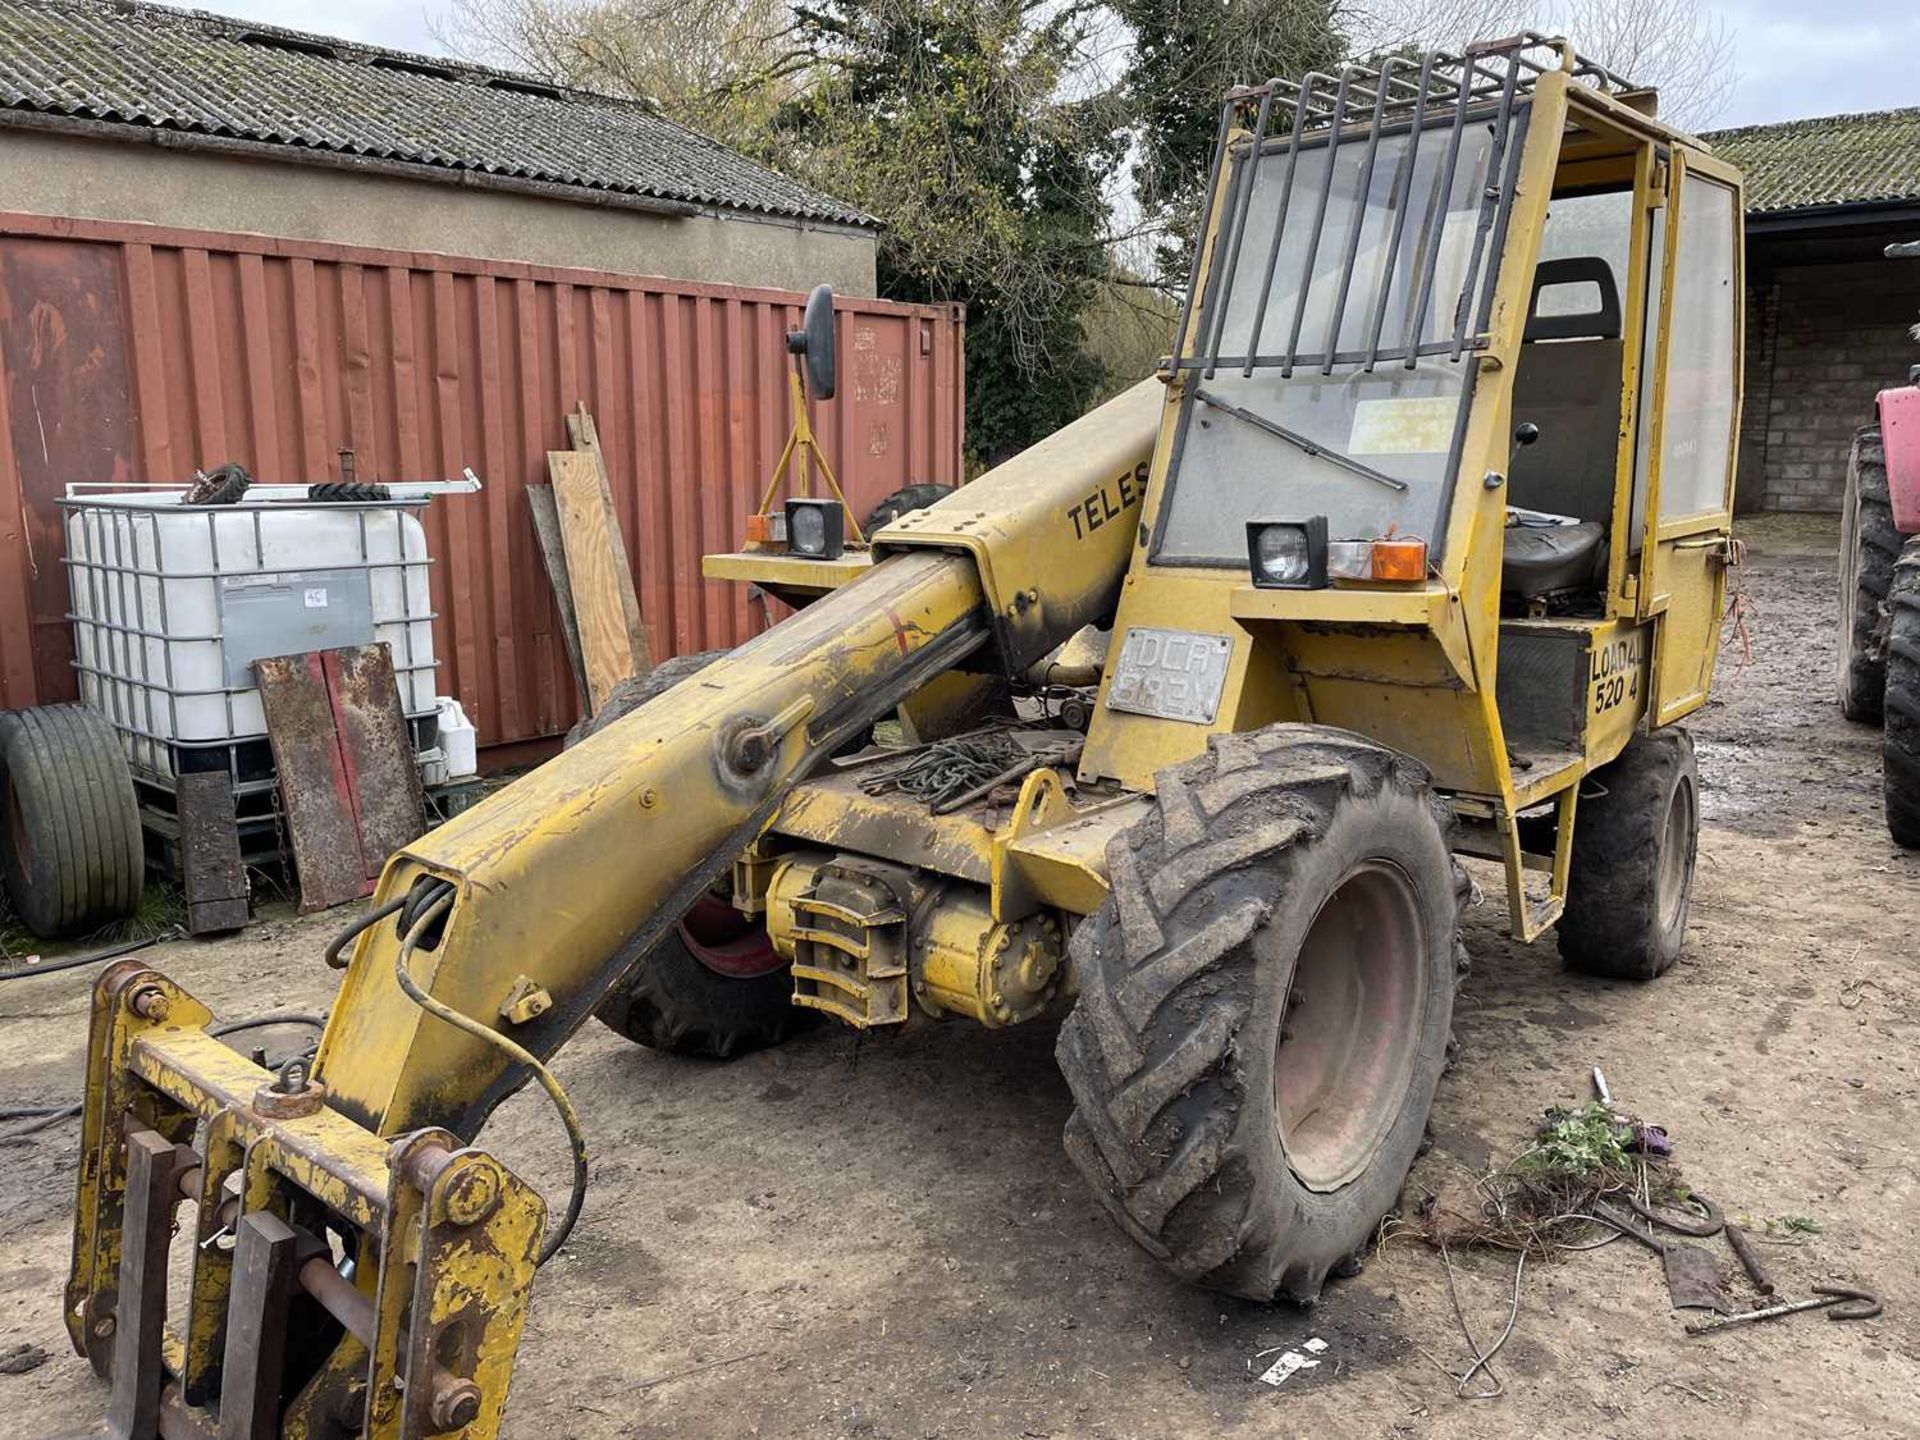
[1057,726,1462,1303]
[1558,729,1699,979]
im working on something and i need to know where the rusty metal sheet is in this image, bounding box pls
[176,770,248,934]
[322,643,426,877]
[254,652,368,913]
[0,210,967,757]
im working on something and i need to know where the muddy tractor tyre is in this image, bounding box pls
[1056,725,1464,1303]
[863,483,954,535]
[0,705,145,939]
[1558,729,1699,980]
[1838,427,1902,724]
[568,650,809,1059]
[1884,540,1920,848]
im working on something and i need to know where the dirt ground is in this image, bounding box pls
[2,510,1915,1439]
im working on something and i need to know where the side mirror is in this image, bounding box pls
[785,284,837,400]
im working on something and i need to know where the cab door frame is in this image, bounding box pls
[1634,146,1745,723]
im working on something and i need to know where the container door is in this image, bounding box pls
[1637,157,1741,723]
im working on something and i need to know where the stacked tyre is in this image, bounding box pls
[0,705,145,937]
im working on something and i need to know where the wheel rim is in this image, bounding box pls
[1656,775,1696,939]
[677,893,784,979]
[1273,860,1427,1193]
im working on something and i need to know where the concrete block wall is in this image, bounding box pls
[1744,257,1920,512]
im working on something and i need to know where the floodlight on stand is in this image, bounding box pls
[786,498,845,559]
[1246,516,1327,589]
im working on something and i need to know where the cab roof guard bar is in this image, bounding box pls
[1172,34,1638,382]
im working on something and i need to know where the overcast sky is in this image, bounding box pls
[182,0,1918,130]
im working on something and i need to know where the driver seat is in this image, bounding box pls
[1503,518,1605,598]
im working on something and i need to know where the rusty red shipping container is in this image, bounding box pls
[0,211,965,757]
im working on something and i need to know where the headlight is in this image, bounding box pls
[785,498,845,559]
[1246,516,1327,589]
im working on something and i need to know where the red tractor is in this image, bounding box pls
[1838,238,1920,844]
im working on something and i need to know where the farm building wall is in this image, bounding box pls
[1739,234,1920,513]
[0,125,879,298]
[0,210,964,758]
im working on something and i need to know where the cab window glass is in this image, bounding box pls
[1657,176,1737,519]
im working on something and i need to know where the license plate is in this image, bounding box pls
[1104,628,1233,724]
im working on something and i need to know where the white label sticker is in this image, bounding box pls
[304,588,329,609]
[1349,396,1457,455]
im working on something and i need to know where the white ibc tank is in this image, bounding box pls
[63,492,437,780]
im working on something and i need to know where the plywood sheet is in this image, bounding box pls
[549,447,646,712]
[567,403,653,677]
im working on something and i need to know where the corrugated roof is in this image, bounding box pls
[0,0,874,227]
[1705,106,1920,216]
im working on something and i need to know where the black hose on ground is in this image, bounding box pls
[0,930,177,982]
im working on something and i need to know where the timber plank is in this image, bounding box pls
[526,483,592,715]
[549,448,646,712]
[177,770,249,934]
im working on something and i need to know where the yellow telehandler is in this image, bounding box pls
[62,34,1741,1438]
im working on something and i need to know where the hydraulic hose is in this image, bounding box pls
[390,883,588,1265]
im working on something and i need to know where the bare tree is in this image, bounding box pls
[1349,0,1737,128]
[433,0,806,145]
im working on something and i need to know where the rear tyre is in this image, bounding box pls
[1057,725,1463,1303]
[1884,540,1920,848]
[0,705,145,938]
[1559,729,1698,979]
[569,650,809,1058]
[1838,427,1901,723]
[863,483,954,534]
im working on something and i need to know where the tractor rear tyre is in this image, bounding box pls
[1838,427,1902,723]
[0,705,145,939]
[1057,725,1464,1303]
[1558,729,1698,979]
[1884,539,1920,848]
[570,650,810,1058]
[864,483,954,534]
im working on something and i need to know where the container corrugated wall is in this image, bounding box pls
[0,211,964,756]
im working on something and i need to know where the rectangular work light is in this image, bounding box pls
[785,498,846,559]
[1246,516,1328,589]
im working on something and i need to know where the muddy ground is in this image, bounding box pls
[2,511,1915,1439]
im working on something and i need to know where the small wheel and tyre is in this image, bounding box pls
[183,463,252,507]
[0,705,145,938]
[1838,427,1902,723]
[568,650,809,1058]
[1057,725,1464,1303]
[1884,539,1920,848]
[307,482,393,503]
[863,483,954,535]
[1559,729,1698,979]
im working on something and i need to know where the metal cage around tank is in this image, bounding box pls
[59,488,442,867]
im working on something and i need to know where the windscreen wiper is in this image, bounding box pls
[1194,388,1408,492]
